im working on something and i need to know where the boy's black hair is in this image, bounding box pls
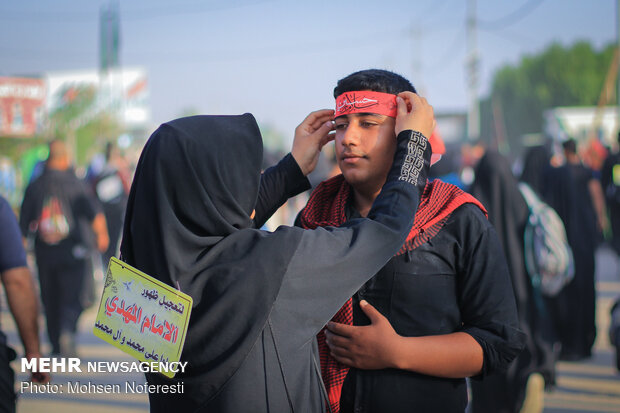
[333,69,416,98]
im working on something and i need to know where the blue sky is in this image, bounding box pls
[0,0,616,144]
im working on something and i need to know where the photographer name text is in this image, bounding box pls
[20,380,184,394]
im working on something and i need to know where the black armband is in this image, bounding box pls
[387,130,432,190]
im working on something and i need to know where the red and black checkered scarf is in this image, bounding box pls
[298,174,486,413]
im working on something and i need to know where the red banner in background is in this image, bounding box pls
[0,77,46,137]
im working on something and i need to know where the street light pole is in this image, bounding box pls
[466,0,480,141]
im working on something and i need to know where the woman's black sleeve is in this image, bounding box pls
[253,153,311,228]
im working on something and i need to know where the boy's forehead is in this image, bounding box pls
[335,113,387,121]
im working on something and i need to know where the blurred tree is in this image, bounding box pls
[0,136,47,165]
[176,107,201,118]
[483,41,615,154]
[259,123,287,169]
[48,84,122,167]
[259,123,286,154]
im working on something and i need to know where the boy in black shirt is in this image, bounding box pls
[297,69,524,412]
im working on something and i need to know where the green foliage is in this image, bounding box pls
[485,41,616,153]
[48,84,122,166]
[176,107,201,118]
[259,123,287,154]
[74,113,122,167]
[0,136,47,163]
[49,84,97,133]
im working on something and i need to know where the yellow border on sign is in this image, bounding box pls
[93,257,193,377]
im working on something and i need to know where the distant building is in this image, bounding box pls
[0,77,46,137]
[435,112,468,144]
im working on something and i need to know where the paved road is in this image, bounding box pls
[542,245,620,413]
[3,265,150,413]
[2,246,620,412]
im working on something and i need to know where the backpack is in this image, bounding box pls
[37,195,71,245]
[95,169,125,204]
[518,182,575,296]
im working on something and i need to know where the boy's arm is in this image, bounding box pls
[326,301,484,378]
[326,217,524,378]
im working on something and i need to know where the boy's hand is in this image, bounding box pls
[325,300,402,370]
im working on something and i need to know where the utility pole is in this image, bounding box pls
[466,0,480,141]
[410,22,424,95]
[99,1,123,131]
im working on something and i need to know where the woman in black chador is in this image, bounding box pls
[120,95,435,412]
[522,144,596,361]
[470,151,555,412]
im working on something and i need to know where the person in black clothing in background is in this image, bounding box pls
[292,69,524,413]
[602,132,620,259]
[563,139,607,244]
[91,142,131,268]
[520,145,552,197]
[522,142,597,361]
[19,140,109,357]
[470,151,553,413]
[558,139,600,360]
[602,134,620,370]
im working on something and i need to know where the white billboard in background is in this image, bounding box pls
[45,67,150,128]
[544,106,618,147]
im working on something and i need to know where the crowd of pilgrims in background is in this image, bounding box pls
[4,131,620,405]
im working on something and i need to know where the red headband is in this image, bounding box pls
[335,90,446,163]
[335,91,397,118]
